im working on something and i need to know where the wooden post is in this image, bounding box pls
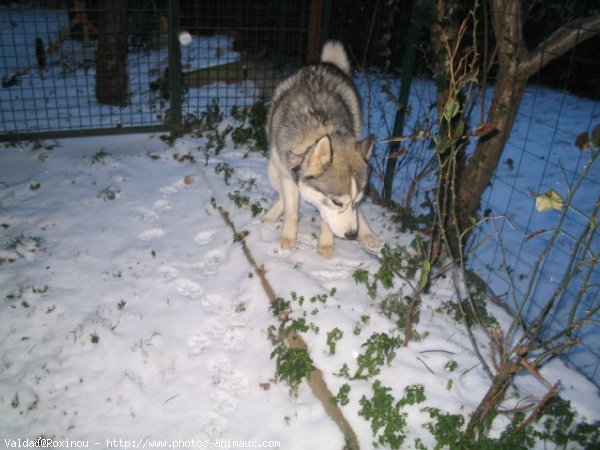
[307,0,323,62]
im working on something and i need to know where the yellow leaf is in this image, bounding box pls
[535,189,564,212]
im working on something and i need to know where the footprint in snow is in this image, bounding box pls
[309,268,354,281]
[205,316,228,339]
[201,294,226,314]
[157,264,178,281]
[222,328,245,352]
[201,411,228,439]
[194,229,217,245]
[309,257,371,281]
[175,279,204,300]
[211,390,238,415]
[187,323,245,355]
[201,294,248,323]
[158,184,178,195]
[136,206,159,222]
[187,328,211,355]
[153,198,172,212]
[207,354,249,396]
[203,246,228,263]
[139,227,166,240]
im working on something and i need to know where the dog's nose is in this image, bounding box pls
[345,231,358,240]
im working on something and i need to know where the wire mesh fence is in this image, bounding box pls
[176,0,311,125]
[467,81,600,386]
[0,0,312,140]
[459,4,600,387]
[1,1,167,137]
[357,1,600,388]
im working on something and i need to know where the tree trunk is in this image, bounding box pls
[457,70,527,221]
[96,1,129,106]
[467,359,519,438]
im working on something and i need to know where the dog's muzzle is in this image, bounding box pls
[344,230,358,240]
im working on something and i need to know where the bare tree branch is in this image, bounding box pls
[522,12,600,77]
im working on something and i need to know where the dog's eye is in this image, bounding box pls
[331,199,343,207]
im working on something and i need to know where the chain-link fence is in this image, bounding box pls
[0,0,314,141]
[464,3,600,387]
[357,0,600,388]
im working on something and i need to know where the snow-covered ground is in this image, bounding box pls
[1,131,598,449]
[1,4,599,449]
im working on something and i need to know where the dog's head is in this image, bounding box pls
[296,135,374,239]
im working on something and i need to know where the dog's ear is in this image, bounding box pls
[357,135,375,160]
[305,136,332,176]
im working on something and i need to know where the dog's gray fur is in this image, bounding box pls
[264,40,378,258]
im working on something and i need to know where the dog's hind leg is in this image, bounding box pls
[279,175,299,249]
[264,158,284,222]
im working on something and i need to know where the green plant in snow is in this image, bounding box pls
[90,149,110,164]
[1,235,46,264]
[188,100,232,163]
[354,240,429,299]
[230,101,268,156]
[332,383,351,407]
[289,290,334,307]
[352,315,370,336]
[269,296,291,318]
[359,381,426,449]
[268,293,320,393]
[190,100,268,165]
[192,99,224,136]
[534,396,600,448]
[381,291,425,341]
[353,332,402,379]
[173,151,196,163]
[335,363,351,379]
[5,234,45,252]
[5,284,49,309]
[353,243,410,300]
[97,185,120,201]
[227,190,263,217]
[146,151,161,160]
[214,162,234,185]
[285,317,319,335]
[422,395,600,449]
[270,346,315,391]
[438,288,498,328]
[353,240,429,344]
[326,328,344,355]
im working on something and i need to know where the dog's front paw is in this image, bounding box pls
[279,235,296,250]
[317,244,336,259]
[360,233,380,249]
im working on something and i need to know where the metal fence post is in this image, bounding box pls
[167,0,182,134]
[382,0,422,202]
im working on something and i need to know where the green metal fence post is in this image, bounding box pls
[167,0,182,133]
[382,0,423,203]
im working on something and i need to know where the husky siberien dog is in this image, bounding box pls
[263,40,379,258]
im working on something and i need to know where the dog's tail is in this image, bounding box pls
[320,40,351,74]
